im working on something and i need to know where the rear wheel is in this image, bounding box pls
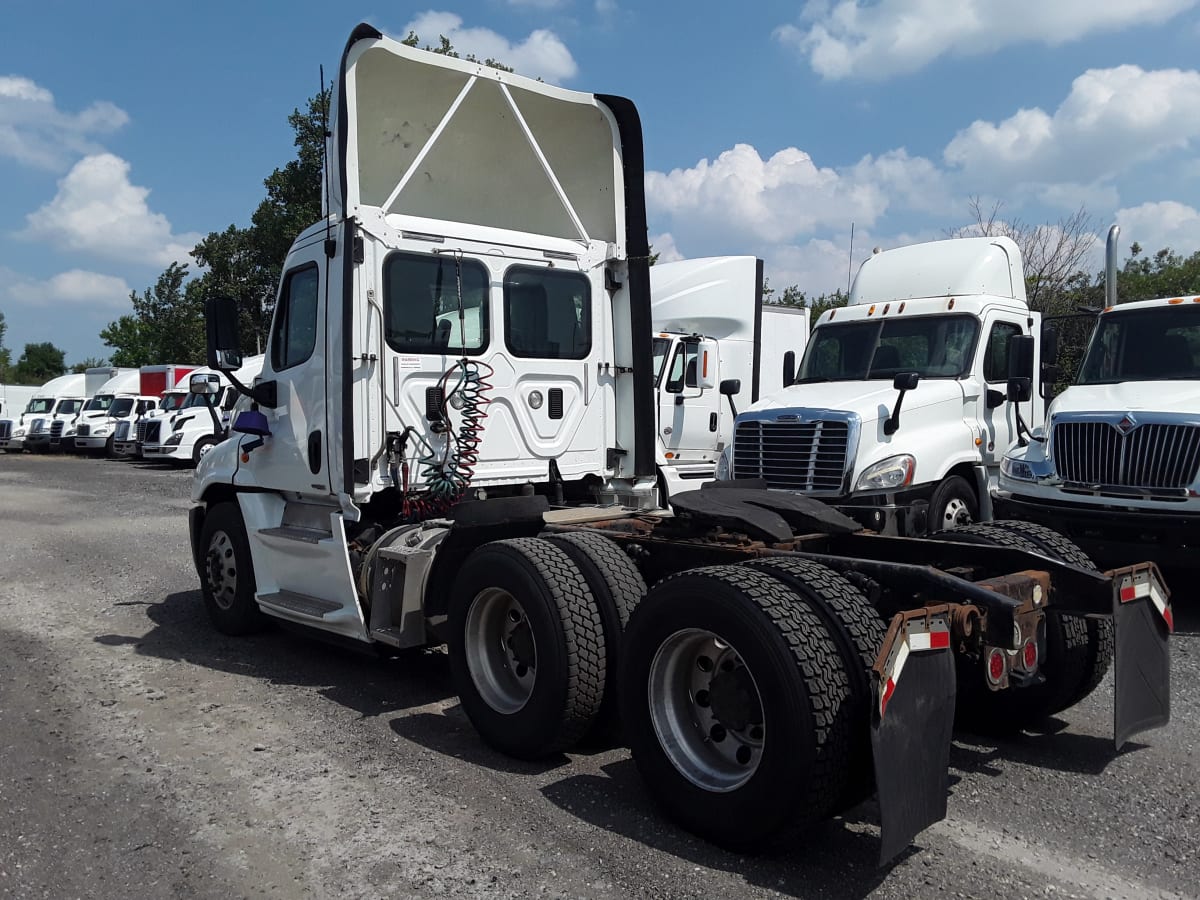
[619,565,852,849]
[543,531,646,744]
[448,538,606,759]
[932,522,1095,731]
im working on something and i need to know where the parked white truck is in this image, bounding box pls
[73,368,161,457]
[143,356,264,465]
[718,236,1045,536]
[110,364,197,458]
[996,225,1200,571]
[185,25,1170,869]
[0,384,38,422]
[650,256,808,501]
[1,373,87,452]
[64,367,136,451]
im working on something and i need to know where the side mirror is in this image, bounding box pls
[1041,326,1059,367]
[719,378,741,396]
[205,296,243,371]
[1008,334,1035,382]
[695,339,719,390]
[190,373,221,395]
[884,372,920,436]
[892,372,920,392]
[782,351,796,388]
[232,409,271,437]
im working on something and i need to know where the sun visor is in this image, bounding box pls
[329,31,623,248]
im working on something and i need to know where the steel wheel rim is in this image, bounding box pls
[939,496,972,530]
[205,530,238,611]
[198,441,214,460]
[648,628,765,792]
[465,588,536,714]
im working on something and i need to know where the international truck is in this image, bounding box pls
[718,236,1046,537]
[110,364,196,458]
[187,25,1171,866]
[650,257,808,503]
[996,225,1200,570]
[142,356,264,465]
[1,373,87,452]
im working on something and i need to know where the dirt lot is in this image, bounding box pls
[0,453,1196,900]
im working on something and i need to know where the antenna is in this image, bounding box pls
[320,65,331,223]
[846,223,855,295]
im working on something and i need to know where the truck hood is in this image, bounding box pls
[746,379,964,423]
[1051,381,1200,417]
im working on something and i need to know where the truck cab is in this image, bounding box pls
[719,236,1042,535]
[112,390,188,458]
[76,393,162,456]
[998,291,1200,568]
[143,356,263,465]
[5,373,88,453]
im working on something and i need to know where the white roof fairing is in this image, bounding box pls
[850,236,1027,306]
[328,28,625,251]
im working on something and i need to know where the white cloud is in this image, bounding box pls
[2,266,131,311]
[398,12,578,83]
[20,153,201,267]
[1115,201,1200,256]
[0,75,128,170]
[506,0,567,7]
[649,232,684,263]
[595,0,619,14]
[944,65,1200,188]
[777,0,1197,79]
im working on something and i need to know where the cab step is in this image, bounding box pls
[258,525,333,544]
[257,590,342,619]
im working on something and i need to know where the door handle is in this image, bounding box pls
[307,430,322,474]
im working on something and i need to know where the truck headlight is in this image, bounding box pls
[715,445,733,481]
[14,427,26,438]
[855,454,915,491]
[1001,455,1036,482]
[95,427,110,436]
[165,432,183,446]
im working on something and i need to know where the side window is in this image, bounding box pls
[270,264,320,372]
[984,322,1023,383]
[664,343,700,393]
[504,266,591,359]
[384,253,490,354]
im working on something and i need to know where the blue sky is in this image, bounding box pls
[4,0,1200,365]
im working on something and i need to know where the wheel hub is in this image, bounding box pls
[205,530,237,611]
[707,665,762,733]
[465,588,536,714]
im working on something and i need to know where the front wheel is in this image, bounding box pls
[198,502,266,635]
[929,474,978,532]
[192,436,218,466]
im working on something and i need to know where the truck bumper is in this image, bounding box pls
[994,492,1200,570]
[75,436,108,450]
[835,485,935,536]
[142,444,185,460]
[0,438,23,451]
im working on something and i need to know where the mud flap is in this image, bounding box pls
[1111,564,1172,751]
[871,609,957,865]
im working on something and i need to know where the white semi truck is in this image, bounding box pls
[0,384,38,422]
[186,25,1170,867]
[996,225,1200,572]
[650,256,808,502]
[142,356,264,465]
[719,236,1045,536]
[64,367,137,451]
[111,364,198,458]
[1,373,87,452]
[73,368,161,457]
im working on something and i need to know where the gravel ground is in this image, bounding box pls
[0,452,1195,900]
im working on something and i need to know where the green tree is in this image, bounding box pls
[99,315,154,368]
[12,342,66,384]
[763,278,849,323]
[71,357,110,374]
[99,262,204,366]
[401,31,515,72]
[0,310,11,382]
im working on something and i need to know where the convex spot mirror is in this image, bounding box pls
[190,373,221,395]
[892,372,920,392]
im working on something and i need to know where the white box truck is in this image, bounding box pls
[0,384,38,422]
[183,25,1170,869]
[996,225,1200,572]
[111,364,196,458]
[718,236,1045,536]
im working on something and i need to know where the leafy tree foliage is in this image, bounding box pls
[0,310,11,381]
[71,357,110,374]
[12,342,66,384]
[763,278,849,323]
[100,263,204,366]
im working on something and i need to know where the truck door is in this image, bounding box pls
[240,242,331,496]
[658,338,722,456]
[976,314,1029,464]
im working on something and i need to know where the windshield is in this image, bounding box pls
[652,337,673,384]
[27,398,54,414]
[796,314,980,383]
[181,391,219,410]
[84,394,114,412]
[159,393,186,411]
[55,399,83,415]
[109,398,135,418]
[1077,306,1200,384]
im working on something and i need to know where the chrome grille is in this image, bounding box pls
[733,419,851,493]
[76,424,91,437]
[115,421,130,441]
[30,418,46,435]
[143,421,161,443]
[1053,420,1200,489]
[50,420,64,437]
[0,421,10,440]
[135,419,149,442]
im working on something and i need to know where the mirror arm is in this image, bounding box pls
[883,389,908,436]
[725,395,738,418]
[224,371,277,409]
